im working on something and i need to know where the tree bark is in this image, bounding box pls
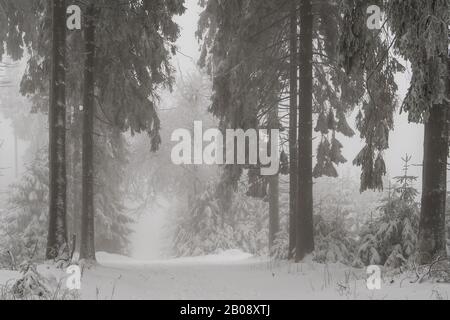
[417,66,449,264]
[80,3,96,261]
[288,0,298,260]
[268,104,280,253]
[70,106,82,248]
[46,0,68,260]
[296,0,314,262]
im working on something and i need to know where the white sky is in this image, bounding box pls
[173,0,202,73]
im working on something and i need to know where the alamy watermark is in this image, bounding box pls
[367,5,383,30]
[66,265,82,290]
[171,122,280,176]
[366,265,382,290]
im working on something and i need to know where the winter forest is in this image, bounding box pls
[0,0,449,301]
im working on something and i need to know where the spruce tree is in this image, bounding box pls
[288,0,298,259]
[80,2,97,261]
[1,0,186,260]
[46,0,69,260]
[198,0,378,261]
[0,0,70,260]
[340,0,449,264]
[356,155,419,268]
[338,0,403,193]
[296,0,314,261]
[388,0,449,264]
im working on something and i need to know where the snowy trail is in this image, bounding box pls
[84,252,319,300]
[1,251,449,300]
[77,251,450,300]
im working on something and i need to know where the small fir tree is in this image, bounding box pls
[355,155,420,268]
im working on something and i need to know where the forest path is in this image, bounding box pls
[80,251,449,300]
[83,251,319,300]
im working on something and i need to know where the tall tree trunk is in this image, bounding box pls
[288,0,298,260]
[417,56,449,264]
[70,106,82,248]
[80,3,96,261]
[67,110,74,237]
[46,0,68,260]
[296,0,314,262]
[268,105,280,253]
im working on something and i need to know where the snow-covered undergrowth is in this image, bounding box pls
[0,262,79,300]
[14,251,450,300]
[1,250,448,300]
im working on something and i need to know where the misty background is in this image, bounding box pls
[0,0,424,260]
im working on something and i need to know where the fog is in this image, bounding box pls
[2,0,449,302]
[0,0,425,259]
[0,0,425,261]
[0,108,27,193]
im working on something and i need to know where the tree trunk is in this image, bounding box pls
[268,105,280,253]
[288,0,298,260]
[296,0,314,262]
[46,0,68,260]
[418,100,449,263]
[80,3,96,261]
[70,106,82,249]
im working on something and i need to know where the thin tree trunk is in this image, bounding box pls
[268,105,280,253]
[80,3,96,261]
[296,0,314,262]
[46,0,68,260]
[288,0,298,260]
[67,110,74,237]
[70,106,82,248]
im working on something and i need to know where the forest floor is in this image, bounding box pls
[1,250,449,300]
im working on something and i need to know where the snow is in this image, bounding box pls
[1,250,449,300]
[0,270,20,288]
[98,250,253,266]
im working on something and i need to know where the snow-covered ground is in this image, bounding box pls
[1,250,449,300]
